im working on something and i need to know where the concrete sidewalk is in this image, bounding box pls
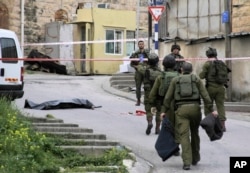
[102,76,250,113]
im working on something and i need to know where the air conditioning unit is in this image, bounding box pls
[97,3,110,9]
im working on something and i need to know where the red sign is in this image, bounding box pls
[148,6,165,21]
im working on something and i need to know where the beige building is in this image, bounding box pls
[72,8,136,74]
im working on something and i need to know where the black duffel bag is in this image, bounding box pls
[155,117,179,161]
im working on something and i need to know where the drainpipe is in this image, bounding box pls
[136,0,140,41]
[21,0,25,55]
[224,0,232,101]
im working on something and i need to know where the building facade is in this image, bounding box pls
[157,0,250,102]
[0,0,150,74]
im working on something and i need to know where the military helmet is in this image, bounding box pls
[206,47,217,57]
[171,44,181,52]
[182,61,193,73]
[162,54,176,69]
[148,53,159,65]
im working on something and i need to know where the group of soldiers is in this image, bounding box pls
[129,40,230,170]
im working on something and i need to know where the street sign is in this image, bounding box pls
[148,6,165,21]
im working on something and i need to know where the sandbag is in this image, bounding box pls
[200,113,223,141]
[155,117,179,161]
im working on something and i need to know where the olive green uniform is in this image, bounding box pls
[199,61,226,121]
[162,74,213,166]
[149,69,179,140]
[130,49,149,102]
[143,66,162,131]
[168,53,184,73]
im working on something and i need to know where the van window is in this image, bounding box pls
[0,38,18,63]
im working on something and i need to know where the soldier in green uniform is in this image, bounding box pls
[161,61,215,170]
[130,40,150,106]
[149,54,179,136]
[199,47,230,132]
[167,44,185,73]
[143,53,162,135]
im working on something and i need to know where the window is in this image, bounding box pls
[126,31,135,56]
[105,29,123,55]
[0,38,18,63]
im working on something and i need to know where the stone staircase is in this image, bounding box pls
[29,116,135,172]
[110,72,147,94]
[110,72,136,93]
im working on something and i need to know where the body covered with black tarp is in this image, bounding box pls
[24,98,100,110]
[155,117,179,161]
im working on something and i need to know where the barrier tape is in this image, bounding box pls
[0,57,249,62]
[23,38,148,46]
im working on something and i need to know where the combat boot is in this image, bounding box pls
[221,121,226,132]
[135,99,141,106]
[155,122,161,134]
[146,118,153,135]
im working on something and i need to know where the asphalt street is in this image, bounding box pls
[14,73,250,173]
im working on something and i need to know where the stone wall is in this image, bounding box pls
[232,0,250,32]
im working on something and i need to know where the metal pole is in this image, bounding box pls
[154,20,159,55]
[21,0,25,54]
[153,0,158,55]
[136,0,140,40]
[224,0,232,101]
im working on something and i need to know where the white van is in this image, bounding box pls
[0,29,24,100]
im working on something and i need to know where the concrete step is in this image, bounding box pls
[32,122,79,127]
[110,75,134,81]
[111,84,134,90]
[65,165,122,173]
[110,79,135,86]
[44,132,107,140]
[112,72,134,77]
[58,145,115,157]
[33,126,94,133]
[28,117,64,123]
[63,139,119,146]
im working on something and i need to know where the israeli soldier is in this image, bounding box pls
[143,53,162,135]
[161,61,215,170]
[168,44,185,73]
[130,40,150,106]
[199,47,231,132]
[149,54,179,136]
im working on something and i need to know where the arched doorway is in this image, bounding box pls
[0,2,9,29]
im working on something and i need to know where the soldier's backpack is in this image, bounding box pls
[158,71,178,97]
[213,60,231,85]
[175,74,200,102]
[145,68,161,86]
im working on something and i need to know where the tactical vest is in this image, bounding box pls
[174,74,200,104]
[144,67,162,89]
[158,71,179,97]
[207,60,230,84]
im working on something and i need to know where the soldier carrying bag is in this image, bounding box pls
[155,117,180,161]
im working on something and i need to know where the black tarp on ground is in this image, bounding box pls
[155,117,180,161]
[200,113,223,141]
[26,49,67,75]
[24,98,101,110]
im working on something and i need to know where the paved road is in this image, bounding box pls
[14,73,250,173]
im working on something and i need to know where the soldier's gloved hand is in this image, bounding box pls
[160,113,166,120]
[151,107,157,114]
[211,111,218,117]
